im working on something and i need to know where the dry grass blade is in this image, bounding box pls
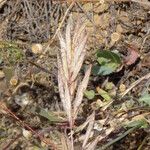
[58,33,69,80]
[57,54,72,124]
[71,34,88,82]
[71,50,86,82]
[82,111,95,148]
[71,23,87,79]
[75,112,96,133]
[73,65,92,119]
[65,20,72,66]
[85,136,99,150]
[61,134,72,150]
[85,128,114,150]
[121,72,150,98]
[73,22,86,46]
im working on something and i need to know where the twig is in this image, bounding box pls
[131,0,150,6]
[53,0,150,6]
[53,0,130,2]
[28,60,52,74]
[2,134,22,150]
[0,102,58,150]
[121,72,150,98]
[75,2,96,28]
[137,135,149,150]
[12,82,29,95]
[43,1,75,54]
[140,29,150,51]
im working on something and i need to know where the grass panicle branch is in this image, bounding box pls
[57,17,91,127]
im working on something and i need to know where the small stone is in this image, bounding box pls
[111,32,121,42]
[22,129,32,139]
[10,76,18,86]
[15,93,30,107]
[116,24,123,33]
[119,84,126,93]
[94,3,109,13]
[31,43,43,54]
[0,70,5,79]
[83,3,92,12]
[0,102,7,114]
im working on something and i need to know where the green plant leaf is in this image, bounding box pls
[105,82,114,90]
[84,90,95,100]
[139,93,150,106]
[97,57,110,65]
[97,50,121,64]
[125,119,149,129]
[96,87,112,101]
[0,40,24,65]
[96,50,121,75]
[38,108,64,122]
[92,65,101,75]
[92,63,118,76]
[99,63,118,75]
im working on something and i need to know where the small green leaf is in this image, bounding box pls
[84,90,95,100]
[96,50,121,75]
[139,93,150,106]
[97,50,121,64]
[125,119,149,129]
[97,57,110,65]
[92,65,101,75]
[96,87,112,101]
[98,63,118,75]
[39,108,64,122]
[105,82,114,90]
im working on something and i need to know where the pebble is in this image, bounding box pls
[0,70,5,79]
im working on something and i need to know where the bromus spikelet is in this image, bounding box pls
[57,18,91,127]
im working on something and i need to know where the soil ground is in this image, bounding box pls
[0,0,150,150]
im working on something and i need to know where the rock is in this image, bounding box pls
[0,70,5,79]
[111,32,121,42]
[31,43,43,54]
[22,129,32,139]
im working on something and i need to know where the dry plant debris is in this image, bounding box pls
[57,18,92,149]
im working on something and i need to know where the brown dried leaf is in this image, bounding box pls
[125,44,140,65]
